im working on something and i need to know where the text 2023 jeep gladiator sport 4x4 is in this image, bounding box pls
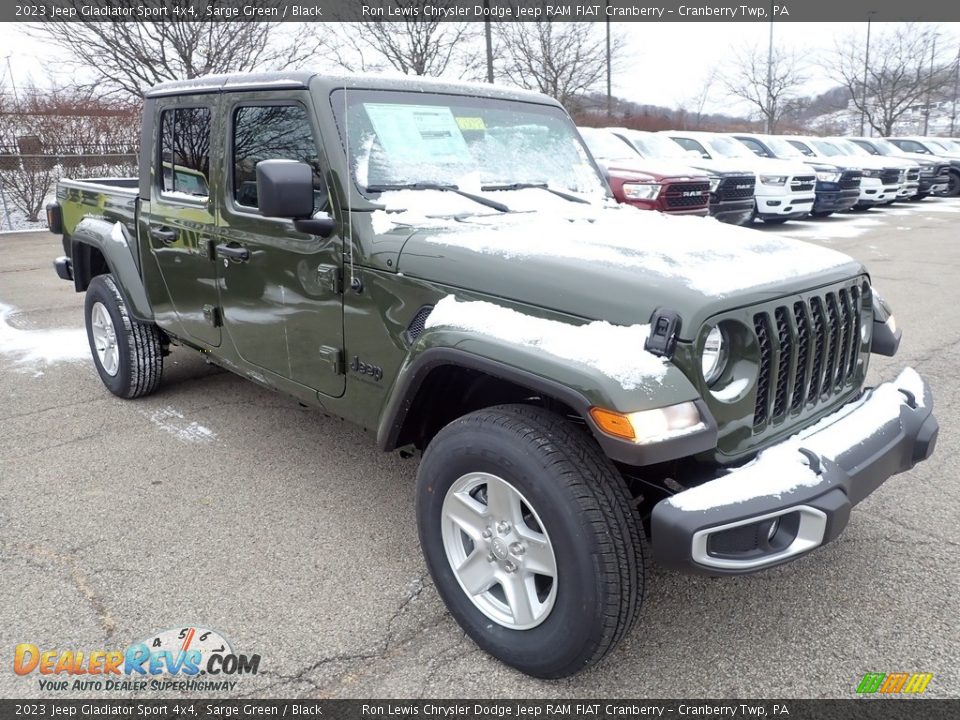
[47,72,938,679]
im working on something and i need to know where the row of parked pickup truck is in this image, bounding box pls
[579,127,960,225]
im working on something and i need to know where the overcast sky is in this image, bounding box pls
[2,22,958,116]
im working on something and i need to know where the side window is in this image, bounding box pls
[739,138,767,157]
[673,137,709,159]
[854,141,879,155]
[232,104,326,212]
[159,107,211,199]
[907,141,930,154]
[788,140,814,157]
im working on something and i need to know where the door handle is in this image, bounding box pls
[150,227,177,244]
[215,243,250,262]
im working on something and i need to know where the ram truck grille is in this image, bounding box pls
[663,181,710,209]
[881,169,901,186]
[790,175,816,192]
[717,176,756,201]
[839,170,862,189]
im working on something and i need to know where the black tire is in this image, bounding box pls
[84,274,163,398]
[416,404,647,678]
[910,193,928,202]
[761,217,789,225]
[811,211,833,218]
[946,171,960,198]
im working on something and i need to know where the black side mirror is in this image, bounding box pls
[256,160,336,237]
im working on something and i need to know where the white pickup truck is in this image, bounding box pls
[666,130,816,224]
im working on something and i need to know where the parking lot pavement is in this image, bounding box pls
[1,200,958,700]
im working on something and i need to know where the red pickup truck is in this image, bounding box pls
[579,127,710,215]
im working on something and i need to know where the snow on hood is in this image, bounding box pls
[602,158,709,180]
[383,192,856,298]
[0,302,89,370]
[425,296,668,390]
[668,368,924,512]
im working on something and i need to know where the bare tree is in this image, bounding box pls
[0,158,61,223]
[332,2,477,77]
[31,1,326,100]
[679,69,719,130]
[723,44,807,133]
[828,23,953,136]
[496,18,620,109]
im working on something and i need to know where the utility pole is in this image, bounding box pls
[951,46,959,136]
[483,2,493,83]
[605,1,612,118]
[859,13,875,137]
[765,0,774,133]
[922,36,937,136]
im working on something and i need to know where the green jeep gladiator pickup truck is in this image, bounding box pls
[47,72,938,679]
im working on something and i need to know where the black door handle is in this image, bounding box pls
[150,227,177,244]
[216,244,250,262]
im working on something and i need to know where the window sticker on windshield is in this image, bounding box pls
[364,103,470,163]
[456,117,486,131]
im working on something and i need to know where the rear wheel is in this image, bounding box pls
[85,274,163,398]
[416,404,646,678]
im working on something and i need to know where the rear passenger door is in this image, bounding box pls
[215,97,345,398]
[143,100,221,347]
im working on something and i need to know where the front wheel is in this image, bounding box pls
[85,274,163,398]
[416,404,647,678]
[761,217,789,225]
[946,172,960,198]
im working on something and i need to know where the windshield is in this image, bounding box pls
[579,128,638,161]
[929,139,959,153]
[766,137,805,158]
[811,139,846,157]
[869,138,901,155]
[331,89,606,198]
[705,135,754,159]
[627,133,689,159]
[832,139,869,156]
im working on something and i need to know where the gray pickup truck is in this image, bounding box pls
[47,72,938,678]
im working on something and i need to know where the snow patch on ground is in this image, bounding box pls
[779,215,884,241]
[145,406,217,444]
[425,296,668,390]
[0,302,89,368]
[669,367,924,512]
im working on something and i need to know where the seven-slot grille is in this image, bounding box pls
[906,168,921,182]
[752,283,866,429]
[881,168,901,186]
[663,181,710,209]
[717,176,756,201]
[790,175,816,192]
[839,170,862,189]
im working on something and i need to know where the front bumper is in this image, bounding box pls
[858,178,895,205]
[710,197,754,225]
[652,368,937,575]
[897,181,920,199]
[813,187,860,213]
[755,190,815,219]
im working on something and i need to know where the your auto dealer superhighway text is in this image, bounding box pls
[361,704,782,717]
[361,4,773,18]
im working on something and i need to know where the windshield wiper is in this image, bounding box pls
[365,183,510,213]
[480,182,590,204]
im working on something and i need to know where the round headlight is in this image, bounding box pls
[701,326,726,385]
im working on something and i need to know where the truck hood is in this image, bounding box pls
[680,158,756,176]
[738,157,815,176]
[601,158,709,181]
[387,200,864,340]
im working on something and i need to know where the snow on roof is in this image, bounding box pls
[668,367,925,512]
[424,295,668,390]
[386,190,854,297]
